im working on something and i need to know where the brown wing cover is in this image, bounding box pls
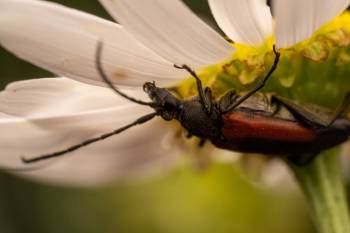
[211,110,320,155]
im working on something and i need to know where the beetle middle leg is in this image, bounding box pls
[174,64,213,114]
[220,46,281,114]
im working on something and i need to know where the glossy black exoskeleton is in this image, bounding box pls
[22,43,350,166]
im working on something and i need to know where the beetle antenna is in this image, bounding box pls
[96,41,154,106]
[21,112,158,164]
[221,45,281,114]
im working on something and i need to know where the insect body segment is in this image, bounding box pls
[21,42,350,166]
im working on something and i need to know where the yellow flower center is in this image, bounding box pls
[176,12,350,108]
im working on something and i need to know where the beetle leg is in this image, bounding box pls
[221,46,281,114]
[204,87,214,114]
[218,90,239,113]
[327,92,350,126]
[272,93,350,129]
[271,95,328,128]
[287,152,319,166]
[268,98,281,117]
[174,64,213,115]
[199,138,207,147]
[186,132,193,139]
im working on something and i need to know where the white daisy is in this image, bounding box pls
[0,0,348,186]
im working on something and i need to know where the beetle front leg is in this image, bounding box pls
[174,64,213,115]
[204,87,213,114]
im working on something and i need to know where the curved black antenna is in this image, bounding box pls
[96,41,154,106]
[221,45,281,114]
[21,112,158,164]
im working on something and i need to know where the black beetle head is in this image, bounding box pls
[143,82,182,121]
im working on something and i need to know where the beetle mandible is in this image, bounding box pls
[22,42,350,166]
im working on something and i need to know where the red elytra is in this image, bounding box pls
[222,111,317,142]
[210,107,350,164]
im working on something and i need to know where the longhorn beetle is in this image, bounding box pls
[21,42,350,166]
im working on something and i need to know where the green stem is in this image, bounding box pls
[288,147,350,233]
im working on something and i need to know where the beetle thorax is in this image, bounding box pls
[177,98,222,139]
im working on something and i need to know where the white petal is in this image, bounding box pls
[0,0,186,87]
[0,78,181,186]
[208,0,273,46]
[99,0,235,68]
[274,0,350,48]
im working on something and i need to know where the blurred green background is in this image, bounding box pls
[0,1,318,233]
